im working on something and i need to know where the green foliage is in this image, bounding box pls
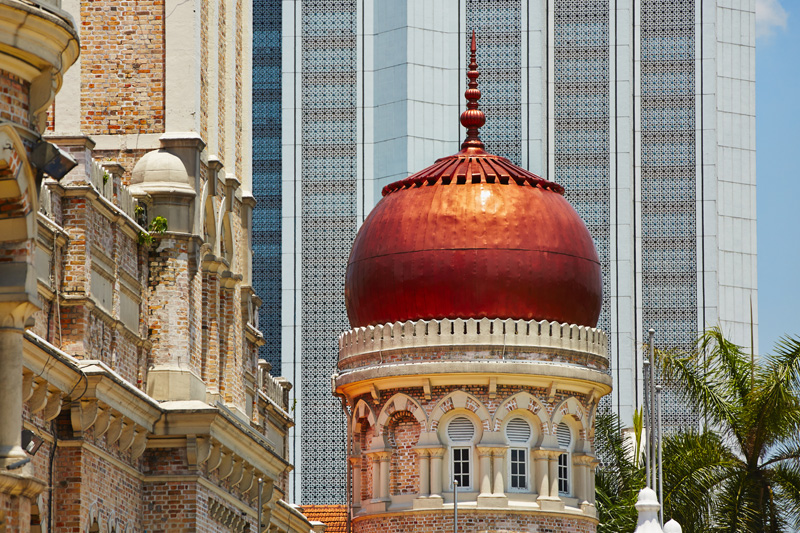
[595,409,646,533]
[633,407,644,468]
[595,330,800,532]
[137,216,169,247]
[102,171,110,185]
[149,216,168,234]
[134,204,147,227]
[657,328,800,532]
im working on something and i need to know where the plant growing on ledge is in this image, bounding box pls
[134,204,147,227]
[138,216,168,247]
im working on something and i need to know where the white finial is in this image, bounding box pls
[663,520,682,533]
[634,487,663,533]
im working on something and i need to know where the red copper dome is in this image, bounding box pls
[344,33,602,329]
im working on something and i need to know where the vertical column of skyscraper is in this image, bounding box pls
[300,0,358,504]
[552,0,614,408]
[638,0,699,430]
[253,0,283,369]
[466,0,523,165]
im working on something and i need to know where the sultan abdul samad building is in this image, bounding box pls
[328,36,611,533]
[0,0,609,528]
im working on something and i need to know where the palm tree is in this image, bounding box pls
[658,328,800,532]
[594,408,646,532]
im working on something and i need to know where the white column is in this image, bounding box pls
[350,456,362,508]
[492,449,506,496]
[371,454,380,499]
[574,461,589,503]
[0,302,37,470]
[429,449,444,497]
[548,454,560,499]
[379,452,390,500]
[588,457,598,504]
[417,449,430,497]
[0,327,25,467]
[477,448,492,496]
[533,450,550,498]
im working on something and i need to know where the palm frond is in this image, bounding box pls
[768,462,800,529]
[661,429,739,533]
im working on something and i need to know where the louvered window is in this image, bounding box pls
[556,422,572,495]
[556,422,572,449]
[505,418,532,444]
[447,417,475,442]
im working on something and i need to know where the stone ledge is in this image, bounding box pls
[334,360,613,397]
[339,318,608,367]
[350,504,599,524]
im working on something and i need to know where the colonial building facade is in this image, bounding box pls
[0,0,312,531]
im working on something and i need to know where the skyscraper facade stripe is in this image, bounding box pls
[265,0,758,504]
[253,0,283,369]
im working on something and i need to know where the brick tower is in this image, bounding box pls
[332,34,612,533]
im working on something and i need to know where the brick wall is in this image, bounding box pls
[354,511,596,533]
[387,413,420,496]
[79,0,165,134]
[147,237,195,371]
[52,439,145,531]
[0,70,30,127]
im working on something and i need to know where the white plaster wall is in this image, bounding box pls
[610,0,638,425]
[280,0,303,504]
[242,0,253,193]
[165,0,203,133]
[712,0,758,351]
[207,0,221,158]
[366,0,461,206]
[52,0,81,135]
[523,0,548,174]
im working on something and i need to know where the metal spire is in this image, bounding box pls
[460,30,486,150]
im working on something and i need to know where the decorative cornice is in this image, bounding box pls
[61,184,147,238]
[23,332,293,495]
[0,0,79,130]
[339,318,608,362]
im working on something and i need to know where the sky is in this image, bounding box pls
[755,0,800,353]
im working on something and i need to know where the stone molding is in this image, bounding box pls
[335,361,613,399]
[0,0,79,131]
[339,318,608,363]
[22,330,292,507]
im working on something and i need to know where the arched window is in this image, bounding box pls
[556,422,573,496]
[505,417,532,490]
[447,416,476,490]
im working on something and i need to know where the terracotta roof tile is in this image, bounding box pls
[299,505,347,533]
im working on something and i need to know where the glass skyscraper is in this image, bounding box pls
[254,0,758,504]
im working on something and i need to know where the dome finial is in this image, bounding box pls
[460,30,485,150]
